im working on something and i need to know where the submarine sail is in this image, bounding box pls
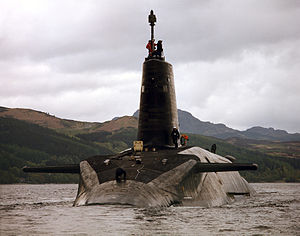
[138,10,178,147]
[138,56,179,147]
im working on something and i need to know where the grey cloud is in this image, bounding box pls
[165,0,300,63]
[2,0,299,69]
[175,46,300,133]
[0,0,299,132]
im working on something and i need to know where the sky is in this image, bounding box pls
[1,0,300,133]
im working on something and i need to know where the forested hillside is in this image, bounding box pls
[187,134,299,182]
[1,116,299,183]
[0,117,113,183]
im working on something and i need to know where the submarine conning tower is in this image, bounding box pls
[137,10,179,147]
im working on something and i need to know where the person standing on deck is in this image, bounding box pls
[171,127,180,149]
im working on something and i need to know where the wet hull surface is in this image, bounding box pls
[74,146,254,207]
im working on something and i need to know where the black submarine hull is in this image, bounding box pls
[23,146,257,207]
[73,146,256,207]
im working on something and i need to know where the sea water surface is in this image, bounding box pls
[0,183,299,235]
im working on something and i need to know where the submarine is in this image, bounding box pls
[23,10,257,207]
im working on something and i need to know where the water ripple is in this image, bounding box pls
[0,183,299,235]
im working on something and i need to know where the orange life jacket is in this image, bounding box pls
[181,134,189,140]
[146,42,152,52]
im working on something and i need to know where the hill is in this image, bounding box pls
[0,106,137,135]
[133,109,300,141]
[1,106,299,183]
[2,106,299,142]
[186,134,299,182]
[242,126,300,141]
[1,117,299,183]
[226,138,300,159]
[0,117,113,183]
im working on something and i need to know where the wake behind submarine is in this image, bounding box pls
[23,10,258,207]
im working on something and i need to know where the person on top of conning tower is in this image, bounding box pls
[146,40,153,56]
[153,40,163,58]
[146,39,156,57]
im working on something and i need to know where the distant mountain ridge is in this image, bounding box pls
[133,109,300,141]
[1,106,299,141]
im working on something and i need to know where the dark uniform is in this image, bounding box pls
[154,40,163,57]
[115,168,126,183]
[171,127,180,148]
[211,144,217,153]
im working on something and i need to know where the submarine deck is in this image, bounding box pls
[86,146,198,184]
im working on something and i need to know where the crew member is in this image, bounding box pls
[146,40,152,56]
[180,134,189,146]
[211,144,217,154]
[171,127,180,149]
[146,40,156,57]
[115,168,126,183]
[153,40,163,57]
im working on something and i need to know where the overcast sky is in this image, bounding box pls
[1,0,300,133]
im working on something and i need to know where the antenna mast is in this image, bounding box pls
[148,10,156,52]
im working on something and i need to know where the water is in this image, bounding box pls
[0,183,299,235]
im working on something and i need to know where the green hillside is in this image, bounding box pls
[187,134,300,182]
[75,127,137,152]
[0,117,113,184]
[0,117,299,183]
